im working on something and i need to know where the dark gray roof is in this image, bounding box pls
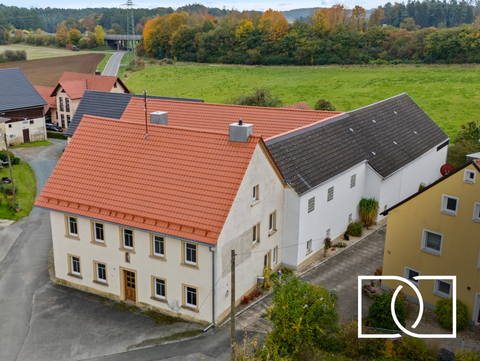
[0,68,46,112]
[65,90,203,137]
[266,93,449,195]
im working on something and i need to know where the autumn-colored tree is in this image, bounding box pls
[94,25,105,46]
[80,15,97,32]
[168,12,188,32]
[400,17,420,31]
[56,24,68,46]
[235,19,254,43]
[368,8,385,27]
[143,17,164,54]
[170,24,194,58]
[257,8,289,42]
[350,5,367,31]
[474,14,480,28]
[68,28,81,45]
[63,17,81,31]
[205,14,216,22]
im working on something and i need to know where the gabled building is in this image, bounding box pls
[266,93,449,269]
[381,160,480,325]
[34,85,57,124]
[0,68,47,146]
[35,115,287,324]
[50,73,129,130]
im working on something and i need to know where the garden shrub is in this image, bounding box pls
[347,221,363,237]
[0,184,18,196]
[395,336,432,361]
[0,150,15,162]
[337,321,385,358]
[11,157,20,165]
[455,349,480,361]
[359,197,379,226]
[343,231,350,240]
[335,242,347,248]
[434,298,469,331]
[317,334,342,353]
[439,348,456,361]
[367,290,408,330]
[324,237,332,250]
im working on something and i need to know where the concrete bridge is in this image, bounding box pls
[104,34,141,50]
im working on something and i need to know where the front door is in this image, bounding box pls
[124,270,136,302]
[22,129,30,144]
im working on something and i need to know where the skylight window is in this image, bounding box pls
[394,111,397,114]
[349,128,353,132]
[414,131,417,134]
[372,119,376,123]
[393,141,397,145]
[372,151,376,155]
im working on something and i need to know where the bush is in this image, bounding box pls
[317,334,342,353]
[367,290,408,330]
[47,131,67,140]
[455,349,480,361]
[337,321,385,358]
[0,184,18,196]
[419,183,427,191]
[240,296,249,305]
[439,348,456,361]
[324,237,332,250]
[11,157,20,165]
[359,197,379,227]
[343,231,350,240]
[434,298,468,331]
[231,88,283,108]
[395,336,432,361]
[129,59,144,67]
[347,221,363,237]
[314,99,336,111]
[336,242,347,248]
[0,150,15,162]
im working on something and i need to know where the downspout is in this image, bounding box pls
[203,246,215,332]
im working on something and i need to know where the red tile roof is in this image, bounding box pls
[35,116,261,245]
[51,72,129,99]
[34,86,56,112]
[283,101,312,110]
[121,99,344,141]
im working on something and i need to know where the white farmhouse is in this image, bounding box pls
[266,94,450,269]
[35,114,286,325]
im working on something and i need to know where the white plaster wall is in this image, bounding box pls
[296,162,367,267]
[214,143,285,322]
[50,211,213,323]
[378,145,448,221]
[5,117,46,145]
[281,188,300,269]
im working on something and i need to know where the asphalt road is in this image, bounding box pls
[102,51,127,77]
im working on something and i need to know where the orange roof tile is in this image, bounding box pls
[35,116,260,245]
[283,101,312,110]
[51,72,129,99]
[34,85,56,112]
[121,99,344,141]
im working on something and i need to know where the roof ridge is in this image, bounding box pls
[347,93,407,114]
[81,114,263,139]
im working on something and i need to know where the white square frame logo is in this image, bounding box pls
[357,275,456,339]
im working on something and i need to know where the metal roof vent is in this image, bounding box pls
[393,141,397,145]
[229,118,253,142]
[394,111,397,114]
[150,111,168,125]
[372,119,376,123]
[349,128,354,132]
[414,131,417,134]
[372,151,376,155]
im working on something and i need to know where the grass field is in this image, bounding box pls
[125,64,480,139]
[0,163,37,220]
[0,44,111,60]
[10,141,51,148]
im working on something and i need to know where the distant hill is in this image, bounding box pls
[281,8,322,22]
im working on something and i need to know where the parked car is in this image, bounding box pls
[46,124,63,132]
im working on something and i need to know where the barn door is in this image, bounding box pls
[23,129,30,144]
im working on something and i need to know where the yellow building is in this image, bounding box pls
[382,160,480,325]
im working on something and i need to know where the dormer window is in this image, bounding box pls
[464,170,476,184]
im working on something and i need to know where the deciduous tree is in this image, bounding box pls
[56,24,68,46]
[68,28,81,45]
[368,8,386,27]
[257,8,289,42]
[351,5,367,31]
[94,25,105,46]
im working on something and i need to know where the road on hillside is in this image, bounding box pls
[102,50,127,77]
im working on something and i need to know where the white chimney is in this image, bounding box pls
[150,111,168,125]
[229,118,253,142]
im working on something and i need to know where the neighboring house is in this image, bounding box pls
[266,93,449,269]
[35,86,57,124]
[35,115,287,325]
[50,73,129,130]
[0,68,47,147]
[380,160,480,325]
[64,91,204,139]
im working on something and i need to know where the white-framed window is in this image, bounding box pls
[96,263,106,283]
[421,229,443,256]
[441,195,459,216]
[306,239,312,253]
[252,224,260,245]
[434,280,451,299]
[264,253,269,268]
[308,197,315,213]
[269,211,276,232]
[327,187,334,202]
[123,229,133,249]
[253,185,259,203]
[153,236,165,257]
[185,286,197,308]
[473,203,480,223]
[350,174,356,188]
[71,256,80,276]
[464,169,476,184]
[273,246,278,266]
[185,243,197,265]
[404,267,420,287]
[68,216,78,237]
[155,278,166,299]
[94,223,104,243]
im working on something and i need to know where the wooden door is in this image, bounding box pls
[22,129,30,144]
[124,270,136,302]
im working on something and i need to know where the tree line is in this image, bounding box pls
[140,6,480,65]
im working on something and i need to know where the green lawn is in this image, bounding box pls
[0,44,115,61]
[0,163,37,220]
[10,140,51,148]
[96,53,112,73]
[125,64,480,139]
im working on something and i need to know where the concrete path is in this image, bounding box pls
[229,227,387,332]
[102,51,127,76]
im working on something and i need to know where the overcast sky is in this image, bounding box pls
[2,0,382,13]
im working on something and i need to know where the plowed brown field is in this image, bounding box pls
[0,53,105,87]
